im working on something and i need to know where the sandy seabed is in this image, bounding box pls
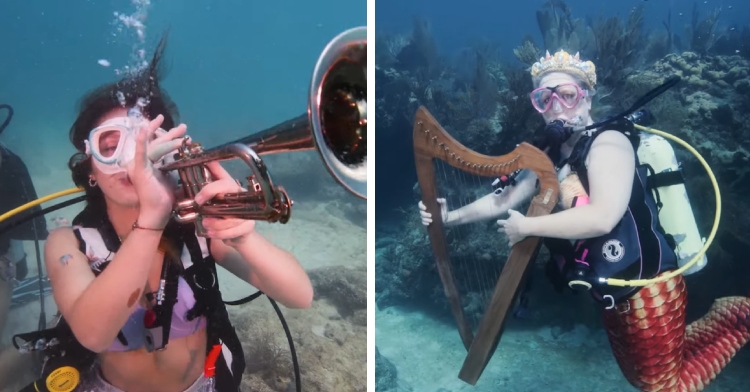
[375,303,750,392]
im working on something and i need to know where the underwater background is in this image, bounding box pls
[374,0,750,391]
[0,1,366,391]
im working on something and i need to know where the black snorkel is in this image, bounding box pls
[561,75,681,134]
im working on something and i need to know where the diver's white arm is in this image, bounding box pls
[521,130,634,239]
[446,169,539,226]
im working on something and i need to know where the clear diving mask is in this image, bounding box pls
[84,108,166,175]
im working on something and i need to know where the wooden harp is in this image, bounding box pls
[412,106,559,385]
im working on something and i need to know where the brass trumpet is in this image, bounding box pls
[159,27,367,232]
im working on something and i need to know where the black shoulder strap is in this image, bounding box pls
[567,131,597,193]
[142,220,188,352]
[567,122,642,193]
[178,226,246,391]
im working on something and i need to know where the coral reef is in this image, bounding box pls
[376,347,410,392]
[621,51,750,280]
[624,52,749,139]
[375,1,750,332]
[590,5,645,88]
[520,0,648,101]
[513,36,542,67]
[308,265,367,320]
[685,3,723,55]
[243,326,293,387]
[375,32,409,69]
[535,0,596,57]
[395,17,441,78]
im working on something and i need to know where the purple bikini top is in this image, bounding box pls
[107,276,207,352]
[72,225,208,352]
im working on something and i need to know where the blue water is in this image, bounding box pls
[2,0,364,147]
[376,0,750,60]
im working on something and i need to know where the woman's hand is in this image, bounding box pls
[148,126,190,164]
[497,209,530,247]
[127,115,187,228]
[194,161,256,246]
[418,198,450,226]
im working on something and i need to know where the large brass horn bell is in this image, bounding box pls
[158,27,367,233]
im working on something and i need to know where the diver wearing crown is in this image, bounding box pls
[417,50,750,391]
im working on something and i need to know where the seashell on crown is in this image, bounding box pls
[530,50,597,88]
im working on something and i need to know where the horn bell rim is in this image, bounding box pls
[309,26,367,200]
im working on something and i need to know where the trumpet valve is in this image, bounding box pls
[173,198,200,223]
[176,138,204,159]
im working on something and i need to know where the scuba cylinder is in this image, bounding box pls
[630,109,708,275]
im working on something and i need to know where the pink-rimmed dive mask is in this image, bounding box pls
[530,83,592,113]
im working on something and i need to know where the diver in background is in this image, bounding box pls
[0,104,50,386]
[417,50,750,392]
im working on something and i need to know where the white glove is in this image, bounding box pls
[418,198,449,226]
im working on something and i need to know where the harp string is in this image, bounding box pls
[440,159,484,330]
[433,157,531,334]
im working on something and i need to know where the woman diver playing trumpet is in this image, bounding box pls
[39,35,313,391]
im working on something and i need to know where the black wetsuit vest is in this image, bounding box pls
[544,127,679,306]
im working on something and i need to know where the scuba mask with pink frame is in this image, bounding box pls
[530,83,594,114]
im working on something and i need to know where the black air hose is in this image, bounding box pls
[0,104,13,137]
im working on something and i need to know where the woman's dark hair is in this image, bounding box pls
[69,31,180,226]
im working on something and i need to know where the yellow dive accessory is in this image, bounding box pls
[41,366,80,392]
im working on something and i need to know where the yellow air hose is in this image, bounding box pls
[0,187,84,224]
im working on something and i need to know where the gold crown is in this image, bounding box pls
[530,50,597,88]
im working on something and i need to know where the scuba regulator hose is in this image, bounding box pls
[0,196,303,392]
[0,104,14,137]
